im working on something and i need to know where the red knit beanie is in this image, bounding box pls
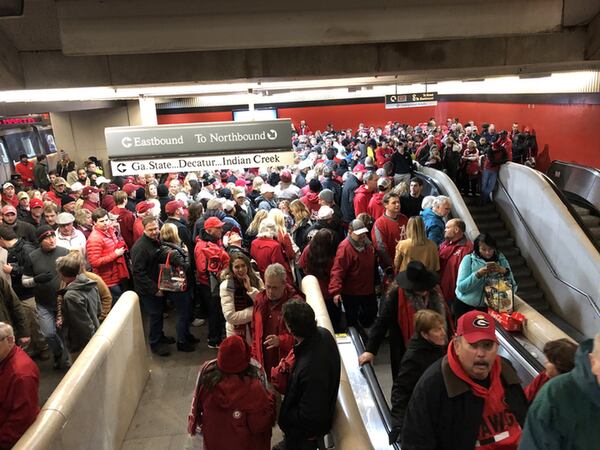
[217,335,251,374]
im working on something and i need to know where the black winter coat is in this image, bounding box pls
[341,173,360,223]
[402,355,528,450]
[165,217,193,254]
[390,334,446,437]
[130,234,164,297]
[364,286,407,378]
[291,218,312,252]
[6,238,36,299]
[322,177,342,206]
[278,327,341,440]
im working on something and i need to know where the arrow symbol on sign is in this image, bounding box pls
[117,163,126,173]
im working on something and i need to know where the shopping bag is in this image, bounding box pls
[483,277,514,313]
[158,252,188,292]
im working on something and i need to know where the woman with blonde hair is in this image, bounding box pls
[243,209,268,249]
[289,199,312,251]
[268,208,296,262]
[160,222,197,352]
[394,216,439,272]
[219,252,264,343]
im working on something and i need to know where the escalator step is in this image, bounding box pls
[517,288,544,301]
[512,267,531,279]
[516,277,538,290]
[525,298,550,312]
[500,247,520,258]
[571,205,591,216]
[589,227,600,239]
[496,238,516,249]
[580,215,600,227]
[506,255,526,267]
[471,211,501,221]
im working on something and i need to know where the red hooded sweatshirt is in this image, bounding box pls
[190,362,276,450]
[300,191,320,216]
[353,184,373,216]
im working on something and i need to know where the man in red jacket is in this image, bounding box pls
[0,322,40,450]
[329,219,377,330]
[353,171,379,216]
[372,192,408,277]
[14,154,35,188]
[86,208,129,305]
[251,263,303,381]
[110,191,135,250]
[195,217,230,348]
[438,219,473,309]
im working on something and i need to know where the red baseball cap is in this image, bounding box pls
[135,201,153,214]
[456,311,497,344]
[165,200,184,215]
[204,217,225,230]
[29,198,44,209]
[82,186,99,196]
[122,184,141,195]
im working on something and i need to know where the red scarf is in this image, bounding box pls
[447,341,521,449]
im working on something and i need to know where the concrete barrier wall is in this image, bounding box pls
[301,275,374,450]
[14,292,150,450]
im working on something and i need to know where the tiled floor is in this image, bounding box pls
[38,310,391,450]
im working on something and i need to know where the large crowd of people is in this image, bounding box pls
[0,117,598,450]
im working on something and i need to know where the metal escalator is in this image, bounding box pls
[339,326,543,450]
[547,160,600,250]
[416,162,600,340]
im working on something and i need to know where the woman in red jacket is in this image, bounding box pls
[188,335,276,450]
[250,219,293,284]
[86,208,129,305]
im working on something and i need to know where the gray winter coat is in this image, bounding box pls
[61,274,101,352]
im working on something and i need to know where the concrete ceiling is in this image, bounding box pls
[0,0,599,91]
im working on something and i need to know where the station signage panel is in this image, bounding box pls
[385,92,438,109]
[105,119,292,158]
[110,151,295,176]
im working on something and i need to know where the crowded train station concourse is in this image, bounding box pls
[0,1,600,449]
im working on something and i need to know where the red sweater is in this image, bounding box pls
[0,346,40,449]
[250,237,293,284]
[110,206,136,250]
[372,213,408,270]
[353,185,372,216]
[438,237,473,303]
[329,237,376,296]
[251,287,302,379]
[15,161,35,187]
[524,372,549,403]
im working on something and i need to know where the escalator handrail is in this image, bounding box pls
[537,166,600,254]
[348,327,401,450]
[494,323,545,375]
[496,176,600,319]
[549,160,600,178]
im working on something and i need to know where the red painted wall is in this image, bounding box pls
[157,111,232,124]
[158,101,600,171]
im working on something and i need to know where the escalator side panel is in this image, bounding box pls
[495,163,600,338]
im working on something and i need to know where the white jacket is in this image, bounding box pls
[220,276,264,342]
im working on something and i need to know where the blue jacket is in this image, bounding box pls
[455,252,517,307]
[519,339,600,450]
[420,208,445,246]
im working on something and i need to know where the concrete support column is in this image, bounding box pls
[138,96,157,126]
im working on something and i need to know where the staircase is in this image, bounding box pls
[461,196,549,313]
[569,203,600,248]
